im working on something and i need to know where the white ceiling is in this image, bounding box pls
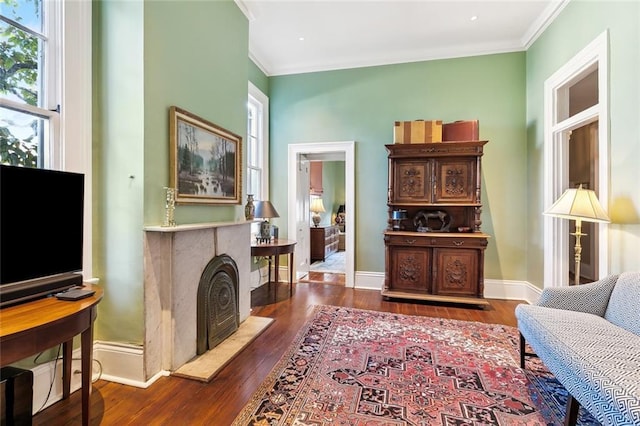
[237,0,568,76]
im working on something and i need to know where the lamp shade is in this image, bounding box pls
[254,200,279,219]
[310,198,326,214]
[544,185,610,223]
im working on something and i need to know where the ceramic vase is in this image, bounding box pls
[245,194,255,220]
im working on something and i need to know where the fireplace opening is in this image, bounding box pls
[196,254,240,355]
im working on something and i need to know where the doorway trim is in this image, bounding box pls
[543,30,609,287]
[288,141,355,288]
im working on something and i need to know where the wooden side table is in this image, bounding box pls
[0,285,103,425]
[251,239,296,298]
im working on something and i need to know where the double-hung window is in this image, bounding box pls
[1,0,59,168]
[1,0,93,276]
[247,82,269,201]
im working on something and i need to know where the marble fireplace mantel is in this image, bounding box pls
[143,221,252,378]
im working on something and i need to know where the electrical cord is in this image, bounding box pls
[32,346,104,415]
[71,357,104,383]
[35,344,61,414]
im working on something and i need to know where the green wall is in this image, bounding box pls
[270,54,527,277]
[93,0,146,344]
[525,1,640,288]
[325,160,346,214]
[249,59,270,95]
[316,161,345,226]
[94,0,248,344]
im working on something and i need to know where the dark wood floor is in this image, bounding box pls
[298,271,346,285]
[34,279,524,425]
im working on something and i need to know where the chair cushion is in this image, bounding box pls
[604,271,640,336]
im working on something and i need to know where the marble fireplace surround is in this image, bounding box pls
[143,221,251,378]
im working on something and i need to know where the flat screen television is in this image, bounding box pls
[0,164,84,307]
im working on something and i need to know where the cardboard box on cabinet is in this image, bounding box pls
[394,120,443,144]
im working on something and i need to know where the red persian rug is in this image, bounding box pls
[233,305,598,426]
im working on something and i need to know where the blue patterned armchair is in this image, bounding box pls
[515,272,640,425]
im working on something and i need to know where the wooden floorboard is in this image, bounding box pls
[33,281,525,425]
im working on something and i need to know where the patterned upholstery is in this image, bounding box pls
[536,274,618,316]
[516,273,640,426]
[604,272,640,335]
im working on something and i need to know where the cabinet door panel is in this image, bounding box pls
[389,247,430,292]
[433,248,478,297]
[433,159,475,203]
[393,161,431,202]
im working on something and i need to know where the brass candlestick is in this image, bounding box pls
[163,187,176,227]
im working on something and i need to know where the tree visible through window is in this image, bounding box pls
[1,0,57,168]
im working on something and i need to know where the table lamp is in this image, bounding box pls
[310,198,325,227]
[544,184,610,285]
[254,200,279,243]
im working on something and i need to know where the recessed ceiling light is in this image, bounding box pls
[470,15,478,21]
[299,37,305,41]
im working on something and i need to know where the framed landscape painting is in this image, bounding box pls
[169,106,242,205]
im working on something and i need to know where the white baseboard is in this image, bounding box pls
[250,266,266,290]
[484,279,541,304]
[354,271,384,290]
[93,341,168,388]
[352,273,542,304]
[30,342,168,412]
[30,348,84,414]
[304,270,541,304]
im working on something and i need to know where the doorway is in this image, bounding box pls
[287,142,356,288]
[307,158,346,278]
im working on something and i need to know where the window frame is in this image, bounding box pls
[247,81,269,202]
[0,0,93,278]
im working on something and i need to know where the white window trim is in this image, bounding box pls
[248,81,269,201]
[61,0,93,279]
[543,30,609,287]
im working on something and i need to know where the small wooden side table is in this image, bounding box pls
[251,238,296,298]
[0,285,103,426]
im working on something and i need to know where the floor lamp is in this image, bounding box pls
[544,185,610,285]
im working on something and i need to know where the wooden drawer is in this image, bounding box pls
[386,234,433,247]
[385,233,488,249]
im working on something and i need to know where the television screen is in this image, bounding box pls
[0,165,84,306]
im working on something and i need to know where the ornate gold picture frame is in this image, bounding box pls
[169,106,242,205]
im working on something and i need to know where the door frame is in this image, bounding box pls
[288,141,356,288]
[543,30,609,287]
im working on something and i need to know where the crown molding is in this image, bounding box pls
[249,49,271,77]
[233,0,254,22]
[522,0,570,49]
[265,42,524,77]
